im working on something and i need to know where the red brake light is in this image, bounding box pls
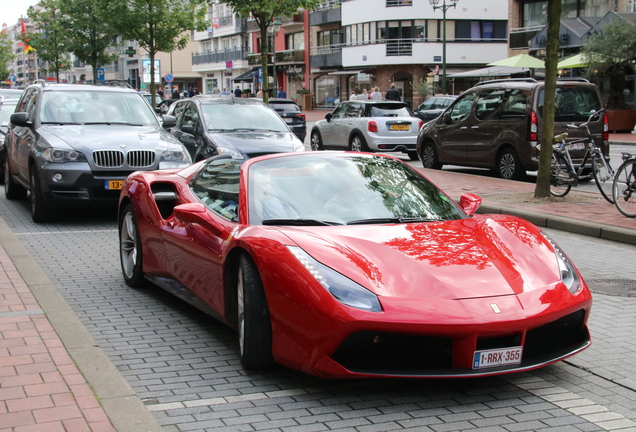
[603,111,609,140]
[296,113,306,120]
[368,120,378,133]
[418,120,424,130]
[529,110,538,141]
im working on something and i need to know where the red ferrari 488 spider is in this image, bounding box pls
[118,151,592,378]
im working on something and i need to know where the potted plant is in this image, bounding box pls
[582,17,636,132]
[296,88,312,110]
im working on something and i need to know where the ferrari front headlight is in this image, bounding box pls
[287,246,382,312]
[544,234,581,295]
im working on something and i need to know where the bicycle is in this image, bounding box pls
[612,152,636,217]
[547,110,614,203]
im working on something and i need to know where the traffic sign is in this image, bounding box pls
[165,74,173,83]
[97,68,105,83]
[9,74,16,82]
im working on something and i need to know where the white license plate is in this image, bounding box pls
[473,346,522,369]
[566,142,585,151]
[284,118,294,123]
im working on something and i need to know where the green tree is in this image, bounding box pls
[0,32,16,80]
[27,0,72,83]
[106,0,208,105]
[224,0,318,103]
[60,0,119,84]
[582,18,636,110]
[534,0,561,198]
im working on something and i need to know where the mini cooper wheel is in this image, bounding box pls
[350,134,368,152]
[420,142,442,169]
[310,130,323,151]
[30,168,52,223]
[4,160,27,200]
[119,204,146,287]
[237,254,274,370]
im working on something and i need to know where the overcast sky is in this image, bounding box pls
[2,0,40,27]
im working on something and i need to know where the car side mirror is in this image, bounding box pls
[442,112,451,123]
[161,115,177,128]
[10,112,31,127]
[325,113,333,122]
[181,124,196,135]
[174,203,224,234]
[459,193,482,216]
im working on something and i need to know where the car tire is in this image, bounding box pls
[119,204,147,287]
[4,160,27,200]
[350,134,369,152]
[407,151,419,161]
[29,168,52,223]
[237,254,274,370]
[496,148,525,180]
[419,142,442,169]
[310,130,323,151]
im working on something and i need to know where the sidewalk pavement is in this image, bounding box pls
[1,120,635,430]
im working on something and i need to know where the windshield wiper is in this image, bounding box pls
[262,218,343,226]
[346,217,444,225]
[41,122,81,125]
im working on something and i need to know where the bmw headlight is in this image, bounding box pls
[287,246,382,312]
[544,234,581,295]
[42,148,86,163]
[159,148,192,169]
[217,146,245,160]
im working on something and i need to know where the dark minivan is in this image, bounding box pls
[417,78,608,180]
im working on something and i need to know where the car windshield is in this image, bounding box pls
[202,103,290,132]
[370,105,412,117]
[248,153,467,225]
[0,102,17,126]
[40,90,160,126]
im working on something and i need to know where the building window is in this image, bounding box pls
[629,0,636,12]
[455,21,507,41]
[522,0,609,27]
[286,33,304,50]
[386,0,412,6]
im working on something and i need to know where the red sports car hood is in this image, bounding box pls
[276,215,560,300]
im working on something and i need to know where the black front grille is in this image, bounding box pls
[331,331,453,374]
[523,309,587,360]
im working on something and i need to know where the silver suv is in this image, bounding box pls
[4,82,191,222]
[310,100,423,160]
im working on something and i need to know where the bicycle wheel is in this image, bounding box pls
[613,158,636,217]
[591,153,615,204]
[549,153,572,198]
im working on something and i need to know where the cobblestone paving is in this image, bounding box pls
[1,197,635,432]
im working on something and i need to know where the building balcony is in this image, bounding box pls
[310,44,343,68]
[309,1,342,26]
[192,47,249,66]
[509,26,543,49]
[247,49,305,66]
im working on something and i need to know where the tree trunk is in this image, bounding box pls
[259,19,270,104]
[535,0,561,198]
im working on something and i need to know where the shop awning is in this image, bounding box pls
[448,66,531,78]
[327,70,369,75]
[233,68,260,82]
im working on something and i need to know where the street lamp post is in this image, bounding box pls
[429,0,458,95]
[269,20,282,97]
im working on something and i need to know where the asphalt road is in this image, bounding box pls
[1,171,635,431]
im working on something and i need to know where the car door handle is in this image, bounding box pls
[471,126,479,129]
[460,126,468,130]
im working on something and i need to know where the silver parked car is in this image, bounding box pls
[309,100,423,160]
[4,82,191,222]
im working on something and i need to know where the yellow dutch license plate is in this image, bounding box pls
[105,180,124,190]
[389,124,410,131]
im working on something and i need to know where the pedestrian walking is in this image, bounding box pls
[350,90,357,100]
[234,86,243,97]
[371,87,382,100]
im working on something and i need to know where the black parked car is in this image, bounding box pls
[167,95,305,162]
[267,98,306,142]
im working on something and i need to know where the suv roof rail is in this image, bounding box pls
[556,77,590,83]
[474,78,539,86]
[100,80,134,89]
[33,79,47,86]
